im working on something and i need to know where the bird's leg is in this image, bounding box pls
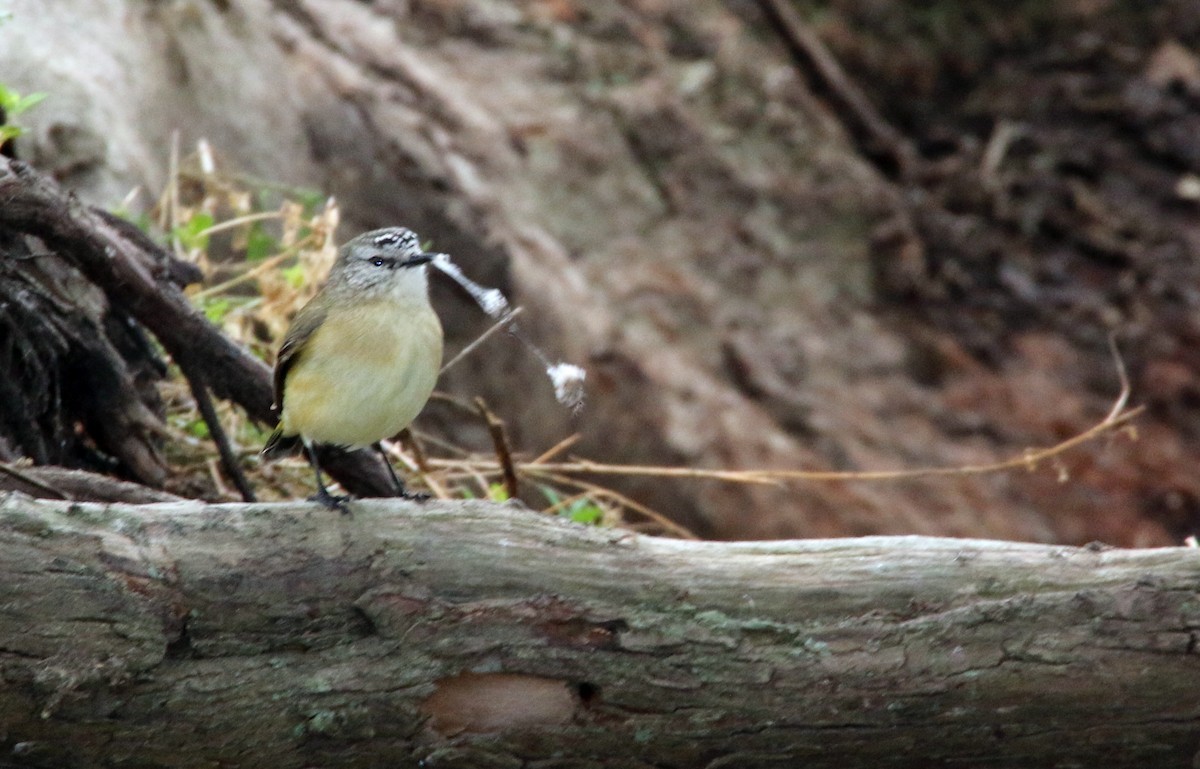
[376,442,430,502]
[304,440,351,513]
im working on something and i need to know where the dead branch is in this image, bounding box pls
[755,0,920,178]
[0,157,398,498]
[176,359,256,502]
[0,464,183,503]
[475,396,519,499]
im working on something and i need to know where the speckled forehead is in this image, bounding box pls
[372,229,420,252]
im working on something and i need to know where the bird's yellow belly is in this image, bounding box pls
[280,300,443,448]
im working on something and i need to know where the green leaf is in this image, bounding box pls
[202,297,231,324]
[568,505,604,525]
[487,483,510,503]
[187,419,210,439]
[11,91,45,115]
[175,211,214,252]
[295,188,325,217]
[0,84,45,116]
[282,264,307,289]
[538,485,605,525]
[245,223,277,262]
[0,125,21,144]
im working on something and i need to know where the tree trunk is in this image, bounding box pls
[1,492,1197,768]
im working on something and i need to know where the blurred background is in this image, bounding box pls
[1,0,1197,545]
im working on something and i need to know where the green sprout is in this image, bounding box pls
[173,211,215,252]
[245,222,278,262]
[0,83,47,148]
[200,296,232,324]
[541,486,606,526]
[282,263,307,289]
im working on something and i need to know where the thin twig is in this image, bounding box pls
[430,391,489,416]
[178,360,257,502]
[407,425,474,458]
[749,408,1143,481]
[530,433,582,465]
[754,0,918,178]
[206,457,231,498]
[399,427,431,473]
[475,397,519,500]
[981,120,1022,183]
[1105,332,1131,423]
[440,306,524,374]
[167,130,181,255]
[194,210,281,239]
[491,459,781,485]
[519,407,1143,484]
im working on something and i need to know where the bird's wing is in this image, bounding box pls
[273,301,329,414]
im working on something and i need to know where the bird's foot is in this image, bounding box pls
[309,489,353,514]
[399,489,431,503]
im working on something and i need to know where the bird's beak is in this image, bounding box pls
[400,253,435,269]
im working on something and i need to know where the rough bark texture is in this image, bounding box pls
[0,464,184,504]
[1,492,1198,768]
[0,215,171,485]
[6,0,1194,544]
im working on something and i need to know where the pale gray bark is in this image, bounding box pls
[1,491,1197,768]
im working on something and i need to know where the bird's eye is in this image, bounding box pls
[371,257,386,267]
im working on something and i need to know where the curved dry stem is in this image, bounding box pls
[427,403,1142,487]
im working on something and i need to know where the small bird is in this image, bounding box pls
[262,227,444,508]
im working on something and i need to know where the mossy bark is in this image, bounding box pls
[1,492,1197,768]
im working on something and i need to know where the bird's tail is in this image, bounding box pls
[261,424,301,460]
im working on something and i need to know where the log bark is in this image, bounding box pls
[1,492,1198,768]
[0,463,184,504]
[0,215,170,484]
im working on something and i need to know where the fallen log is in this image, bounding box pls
[0,492,1197,768]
